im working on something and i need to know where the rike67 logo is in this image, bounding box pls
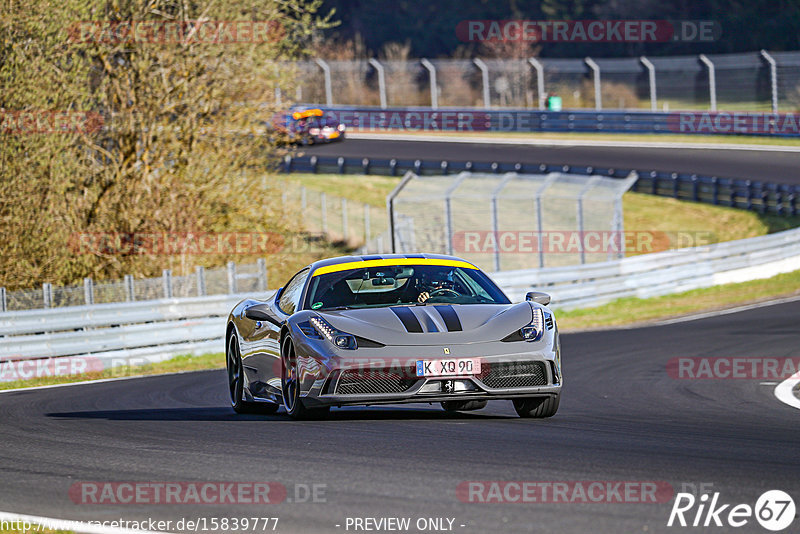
[668,490,795,531]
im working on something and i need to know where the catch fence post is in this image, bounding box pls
[227,262,237,294]
[83,277,94,305]
[420,59,438,109]
[368,58,388,109]
[124,274,135,301]
[257,258,267,292]
[585,57,602,110]
[640,56,657,111]
[162,269,173,298]
[196,266,206,296]
[342,197,348,241]
[528,58,545,110]
[699,54,717,111]
[314,58,333,106]
[473,58,491,109]
[760,50,778,113]
[43,283,52,308]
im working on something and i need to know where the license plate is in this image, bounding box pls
[416,358,481,377]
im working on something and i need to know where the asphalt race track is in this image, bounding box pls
[304,138,800,185]
[1,299,798,533]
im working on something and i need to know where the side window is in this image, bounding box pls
[278,268,310,315]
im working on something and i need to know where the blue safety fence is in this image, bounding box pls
[281,154,799,217]
[298,105,800,138]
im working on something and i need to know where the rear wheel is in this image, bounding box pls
[513,395,560,418]
[281,337,329,420]
[227,333,278,414]
[441,400,488,412]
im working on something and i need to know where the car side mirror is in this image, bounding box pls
[526,291,551,306]
[244,305,272,322]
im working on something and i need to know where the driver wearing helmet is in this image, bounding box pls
[417,270,457,303]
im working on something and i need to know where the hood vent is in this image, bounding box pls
[391,305,463,333]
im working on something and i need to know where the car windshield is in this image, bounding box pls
[304,264,510,310]
[300,115,337,128]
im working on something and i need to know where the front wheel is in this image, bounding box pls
[513,395,560,418]
[281,337,329,420]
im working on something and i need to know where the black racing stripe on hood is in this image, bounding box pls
[434,305,462,332]
[391,307,423,333]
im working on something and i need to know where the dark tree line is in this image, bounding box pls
[321,0,800,58]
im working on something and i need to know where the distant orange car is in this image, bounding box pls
[271,108,346,146]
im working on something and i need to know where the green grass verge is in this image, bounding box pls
[285,173,399,208]
[556,268,800,331]
[0,353,224,392]
[622,192,799,250]
[353,130,800,147]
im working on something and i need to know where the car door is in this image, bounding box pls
[273,267,313,394]
[240,268,310,400]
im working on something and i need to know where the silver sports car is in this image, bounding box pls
[225,254,561,419]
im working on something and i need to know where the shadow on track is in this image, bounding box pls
[46,405,517,422]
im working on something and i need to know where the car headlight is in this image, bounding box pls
[307,316,358,350]
[309,128,320,135]
[511,308,545,342]
[337,124,345,131]
[520,325,539,341]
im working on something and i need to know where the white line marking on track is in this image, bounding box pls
[0,511,175,534]
[349,132,800,153]
[774,372,800,411]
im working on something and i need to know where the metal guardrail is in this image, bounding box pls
[304,105,800,138]
[491,226,800,308]
[0,293,255,338]
[0,292,273,382]
[283,155,799,217]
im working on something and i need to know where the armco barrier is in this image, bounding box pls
[283,155,798,217]
[0,292,273,382]
[1,227,799,380]
[309,106,800,138]
[491,226,800,308]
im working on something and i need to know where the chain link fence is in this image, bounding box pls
[773,51,800,110]
[281,182,390,253]
[287,51,800,112]
[1,261,267,312]
[388,171,637,273]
